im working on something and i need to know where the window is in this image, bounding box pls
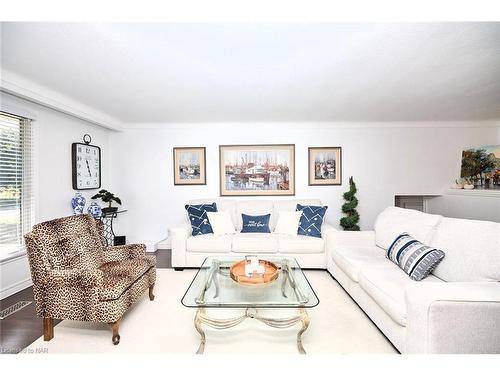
[0,112,34,259]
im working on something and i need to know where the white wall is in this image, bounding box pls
[1,93,112,298]
[109,123,499,247]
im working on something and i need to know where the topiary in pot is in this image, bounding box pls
[91,189,122,213]
[340,176,360,231]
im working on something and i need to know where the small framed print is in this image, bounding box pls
[308,147,342,186]
[173,147,206,185]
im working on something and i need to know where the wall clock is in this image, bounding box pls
[72,134,101,190]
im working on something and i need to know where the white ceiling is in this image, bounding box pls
[1,22,500,123]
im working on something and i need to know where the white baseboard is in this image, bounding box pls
[0,278,33,300]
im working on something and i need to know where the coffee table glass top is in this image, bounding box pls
[181,256,319,308]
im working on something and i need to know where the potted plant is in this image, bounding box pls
[91,189,122,213]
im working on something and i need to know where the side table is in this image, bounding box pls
[100,209,127,246]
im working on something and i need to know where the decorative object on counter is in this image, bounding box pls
[340,176,360,231]
[87,202,102,218]
[450,179,464,189]
[173,147,206,185]
[72,134,101,190]
[219,144,295,196]
[91,189,122,214]
[460,144,500,190]
[71,192,86,215]
[229,257,279,285]
[308,147,342,185]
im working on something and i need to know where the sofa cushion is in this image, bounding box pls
[188,199,238,226]
[330,245,392,282]
[278,234,325,254]
[232,233,278,253]
[236,201,275,231]
[430,217,500,282]
[296,204,328,238]
[241,213,271,233]
[185,203,217,236]
[359,266,443,327]
[98,257,154,301]
[186,234,232,253]
[387,233,445,281]
[374,206,442,250]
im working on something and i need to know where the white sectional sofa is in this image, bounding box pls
[328,206,500,354]
[171,198,335,269]
[171,199,500,353]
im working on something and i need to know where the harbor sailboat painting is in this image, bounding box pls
[308,147,342,185]
[173,147,206,185]
[219,144,295,196]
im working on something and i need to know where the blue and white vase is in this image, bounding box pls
[71,192,86,215]
[87,202,102,218]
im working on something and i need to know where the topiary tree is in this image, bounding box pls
[340,176,360,231]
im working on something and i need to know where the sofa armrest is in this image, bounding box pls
[329,230,376,248]
[405,282,500,353]
[48,268,103,289]
[102,243,147,262]
[170,223,191,267]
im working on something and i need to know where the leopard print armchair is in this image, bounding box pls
[24,214,156,345]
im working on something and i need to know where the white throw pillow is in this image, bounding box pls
[274,211,302,236]
[207,211,236,236]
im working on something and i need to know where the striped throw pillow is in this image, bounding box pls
[386,233,445,281]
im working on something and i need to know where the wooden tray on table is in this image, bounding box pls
[229,259,279,285]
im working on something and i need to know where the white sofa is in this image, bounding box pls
[171,198,335,269]
[327,206,500,353]
[171,200,500,353]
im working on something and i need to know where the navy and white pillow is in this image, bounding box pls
[387,233,445,281]
[240,214,271,233]
[185,203,217,236]
[296,204,328,238]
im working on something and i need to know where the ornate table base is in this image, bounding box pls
[194,307,310,354]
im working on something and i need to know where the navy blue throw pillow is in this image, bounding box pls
[296,204,328,238]
[185,203,217,236]
[240,214,271,233]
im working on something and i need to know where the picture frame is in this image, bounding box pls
[219,144,295,196]
[308,147,342,186]
[173,147,206,185]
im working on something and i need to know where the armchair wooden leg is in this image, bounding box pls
[149,284,155,301]
[109,319,121,345]
[43,317,54,341]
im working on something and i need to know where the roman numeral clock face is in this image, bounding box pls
[72,143,101,190]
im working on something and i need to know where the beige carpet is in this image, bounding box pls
[24,269,397,354]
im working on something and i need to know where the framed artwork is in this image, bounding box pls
[308,147,342,185]
[460,144,500,190]
[219,144,295,196]
[173,147,206,185]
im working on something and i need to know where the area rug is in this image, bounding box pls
[24,269,397,354]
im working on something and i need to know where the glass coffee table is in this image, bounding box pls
[181,256,319,354]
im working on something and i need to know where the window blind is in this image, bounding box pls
[0,112,34,259]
